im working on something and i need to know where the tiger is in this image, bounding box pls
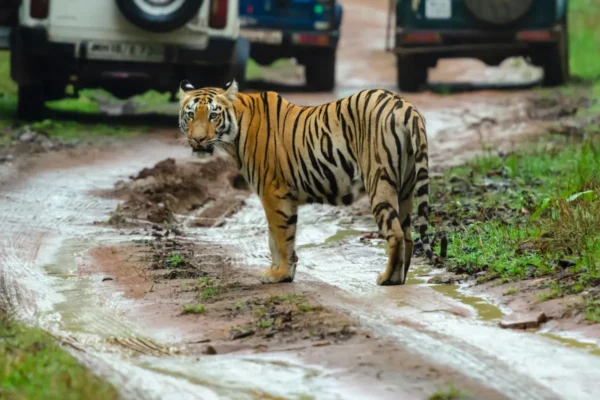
[178,79,438,285]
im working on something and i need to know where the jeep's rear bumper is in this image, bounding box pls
[12,26,236,65]
[394,25,564,59]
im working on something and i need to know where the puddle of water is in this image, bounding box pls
[430,284,503,322]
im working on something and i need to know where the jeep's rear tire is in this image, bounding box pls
[304,48,336,91]
[17,85,44,121]
[396,55,427,93]
[464,0,534,25]
[116,0,203,33]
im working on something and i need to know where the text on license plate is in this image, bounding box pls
[240,29,283,45]
[86,42,165,62]
[425,0,451,19]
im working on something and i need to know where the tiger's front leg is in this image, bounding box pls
[259,194,298,284]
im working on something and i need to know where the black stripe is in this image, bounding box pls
[337,150,355,180]
[416,184,429,197]
[404,106,413,125]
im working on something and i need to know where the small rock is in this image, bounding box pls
[151,231,163,238]
[312,340,331,347]
[499,312,547,330]
[152,224,163,231]
[172,227,183,236]
[18,131,36,142]
[102,276,114,282]
[264,328,277,338]
[201,345,217,355]
[231,329,255,340]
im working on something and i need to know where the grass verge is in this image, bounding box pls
[431,135,600,320]
[569,0,600,79]
[0,314,118,400]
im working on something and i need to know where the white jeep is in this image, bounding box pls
[0,0,248,120]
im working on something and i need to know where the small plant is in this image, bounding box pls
[429,384,466,400]
[167,253,183,268]
[201,287,217,299]
[584,298,600,323]
[233,301,246,310]
[257,319,274,329]
[252,307,266,319]
[182,304,205,314]
[197,277,212,287]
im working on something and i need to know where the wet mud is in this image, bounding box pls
[101,156,249,227]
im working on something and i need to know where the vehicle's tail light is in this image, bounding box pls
[401,32,441,44]
[30,0,50,19]
[209,0,228,29]
[292,33,329,46]
[246,5,254,14]
[517,30,553,42]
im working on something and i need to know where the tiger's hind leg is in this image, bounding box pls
[400,201,414,285]
[259,193,298,284]
[371,184,406,286]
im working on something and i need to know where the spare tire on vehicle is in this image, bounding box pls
[464,0,534,25]
[116,0,203,33]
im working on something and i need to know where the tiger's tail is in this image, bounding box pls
[411,111,446,264]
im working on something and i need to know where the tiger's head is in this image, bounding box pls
[178,79,239,155]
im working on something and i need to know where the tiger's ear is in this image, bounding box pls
[179,80,195,104]
[224,80,238,101]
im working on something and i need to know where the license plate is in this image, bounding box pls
[86,41,165,62]
[425,0,451,19]
[240,29,283,45]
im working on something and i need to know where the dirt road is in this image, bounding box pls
[1,1,599,399]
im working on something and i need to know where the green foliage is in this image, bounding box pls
[182,304,206,314]
[167,253,183,268]
[201,287,217,299]
[569,0,600,79]
[429,384,466,400]
[257,319,274,329]
[584,298,600,323]
[0,316,118,400]
[432,137,600,302]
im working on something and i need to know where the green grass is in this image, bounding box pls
[431,136,600,305]
[200,287,217,299]
[569,0,600,79]
[166,253,183,268]
[257,319,274,329]
[584,298,600,323]
[181,304,206,314]
[0,315,118,400]
[429,384,467,400]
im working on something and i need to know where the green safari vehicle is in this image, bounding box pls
[392,0,569,92]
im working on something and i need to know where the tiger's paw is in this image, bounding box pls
[377,273,404,286]
[259,267,294,284]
